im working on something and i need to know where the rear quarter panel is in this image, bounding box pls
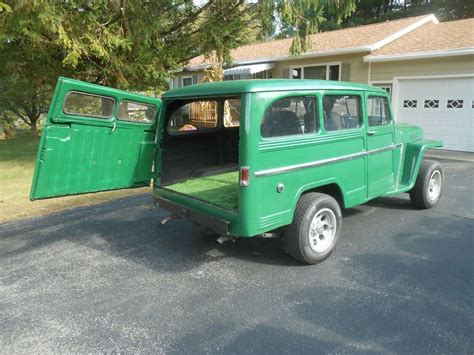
[242,90,367,236]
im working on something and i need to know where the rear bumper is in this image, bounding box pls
[154,195,229,236]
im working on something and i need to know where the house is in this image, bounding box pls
[173,15,474,152]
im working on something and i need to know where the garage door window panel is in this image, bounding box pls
[403,100,417,108]
[447,100,464,109]
[424,100,439,109]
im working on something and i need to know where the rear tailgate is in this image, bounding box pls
[153,187,239,236]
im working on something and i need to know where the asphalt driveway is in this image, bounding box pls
[1,155,473,353]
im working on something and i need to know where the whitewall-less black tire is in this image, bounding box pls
[284,192,342,264]
[409,160,444,209]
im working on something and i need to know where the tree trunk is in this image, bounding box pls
[30,119,38,136]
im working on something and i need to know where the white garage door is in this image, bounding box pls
[395,77,474,152]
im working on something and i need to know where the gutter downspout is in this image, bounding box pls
[368,62,372,85]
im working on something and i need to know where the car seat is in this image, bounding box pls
[262,111,302,137]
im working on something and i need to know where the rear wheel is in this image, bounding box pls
[284,193,341,264]
[409,160,444,209]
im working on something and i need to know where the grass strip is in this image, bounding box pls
[166,171,238,210]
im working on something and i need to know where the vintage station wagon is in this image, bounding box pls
[31,78,444,264]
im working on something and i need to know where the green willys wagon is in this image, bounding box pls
[31,78,444,264]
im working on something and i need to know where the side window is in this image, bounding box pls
[323,95,361,131]
[223,99,241,127]
[117,101,157,123]
[367,96,391,126]
[167,100,218,135]
[63,91,115,118]
[261,97,318,138]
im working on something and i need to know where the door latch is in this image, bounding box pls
[110,122,117,133]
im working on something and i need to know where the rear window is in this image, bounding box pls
[118,100,156,123]
[167,100,218,134]
[63,91,115,118]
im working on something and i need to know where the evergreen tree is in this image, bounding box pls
[0,1,356,134]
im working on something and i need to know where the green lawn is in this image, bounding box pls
[0,136,148,224]
[167,171,238,210]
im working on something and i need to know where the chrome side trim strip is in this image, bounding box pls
[254,143,403,178]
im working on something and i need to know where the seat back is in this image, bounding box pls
[262,111,302,137]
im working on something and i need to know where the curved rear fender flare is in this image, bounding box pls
[402,140,443,189]
[290,179,345,217]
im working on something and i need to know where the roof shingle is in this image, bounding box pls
[187,15,431,68]
[369,18,474,56]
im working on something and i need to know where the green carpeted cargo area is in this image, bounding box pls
[166,171,238,210]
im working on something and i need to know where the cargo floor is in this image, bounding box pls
[166,171,238,210]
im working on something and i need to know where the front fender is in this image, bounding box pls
[401,139,443,189]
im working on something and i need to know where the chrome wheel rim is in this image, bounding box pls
[428,170,442,201]
[309,208,337,253]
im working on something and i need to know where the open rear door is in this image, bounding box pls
[30,77,161,200]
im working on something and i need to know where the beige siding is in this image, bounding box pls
[175,54,473,89]
[370,55,474,82]
[271,53,370,84]
[176,53,373,85]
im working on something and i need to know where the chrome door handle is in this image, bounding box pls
[367,130,376,136]
[110,122,117,133]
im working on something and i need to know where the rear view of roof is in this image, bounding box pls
[369,18,474,56]
[187,15,432,68]
[163,79,386,98]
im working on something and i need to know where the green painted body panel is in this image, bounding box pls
[32,78,442,237]
[30,77,161,200]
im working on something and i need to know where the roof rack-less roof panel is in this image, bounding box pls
[163,79,385,99]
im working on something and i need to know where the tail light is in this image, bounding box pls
[240,166,250,187]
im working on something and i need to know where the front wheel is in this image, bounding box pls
[409,160,444,209]
[284,193,342,264]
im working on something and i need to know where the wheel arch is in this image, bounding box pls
[291,180,346,215]
[401,139,443,189]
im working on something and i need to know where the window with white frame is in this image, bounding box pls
[224,74,241,80]
[291,63,341,81]
[372,84,392,99]
[181,76,193,86]
[254,70,270,79]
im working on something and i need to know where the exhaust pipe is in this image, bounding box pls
[216,235,236,244]
[160,214,180,225]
